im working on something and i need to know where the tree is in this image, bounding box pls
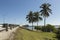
[40,3,52,27]
[34,12,42,26]
[26,11,35,30]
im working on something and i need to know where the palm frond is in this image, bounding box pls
[40,3,52,17]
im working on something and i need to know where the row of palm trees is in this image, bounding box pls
[26,11,42,30]
[26,3,52,30]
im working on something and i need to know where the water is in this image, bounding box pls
[27,26,35,30]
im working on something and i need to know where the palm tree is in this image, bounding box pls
[40,3,52,27]
[26,11,35,30]
[34,12,42,26]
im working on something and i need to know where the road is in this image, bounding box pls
[0,27,18,40]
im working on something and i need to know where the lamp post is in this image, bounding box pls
[2,13,8,31]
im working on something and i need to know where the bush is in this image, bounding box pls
[34,24,57,32]
[56,34,60,40]
[34,26,41,30]
[41,24,57,32]
[56,27,60,40]
[41,26,46,32]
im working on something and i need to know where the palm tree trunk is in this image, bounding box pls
[32,22,33,30]
[44,17,46,31]
[37,21,38,26]
[44,17,46,27]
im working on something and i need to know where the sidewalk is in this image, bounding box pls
[0,27,18,40]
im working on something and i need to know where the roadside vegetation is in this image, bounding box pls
[13,28,57,40]
[34,24,57,33]
[25,2,60,40]
[56,27,60,40]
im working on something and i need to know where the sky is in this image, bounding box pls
[0,0,60,25]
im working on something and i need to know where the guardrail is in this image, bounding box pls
[0,27,6,32]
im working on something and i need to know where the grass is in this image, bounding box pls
[13,28,57,40]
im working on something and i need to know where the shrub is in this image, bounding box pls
[56,34,60,40]
[34,26,41,30]
[41,26,46,32]
[56,27,60,40]
[41,24,57,32]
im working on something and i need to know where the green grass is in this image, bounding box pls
[13,28,57,40]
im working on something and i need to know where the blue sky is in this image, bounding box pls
[0,0,60,25]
